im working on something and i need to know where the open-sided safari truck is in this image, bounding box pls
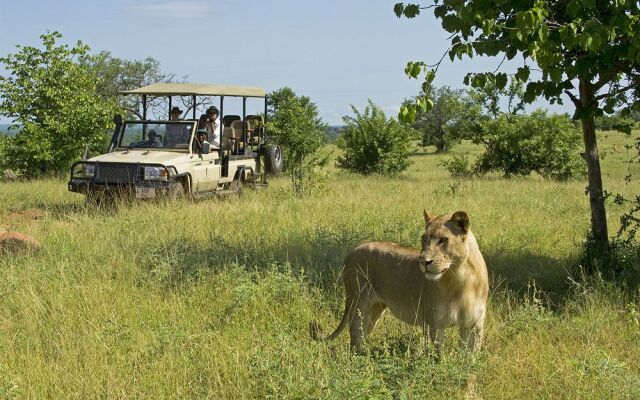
[68,83,283,202]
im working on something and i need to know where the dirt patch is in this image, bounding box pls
[0,231,41,254]
[1,209,47,225]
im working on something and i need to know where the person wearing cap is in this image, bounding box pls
[165,106,189,148]
[198,106,221,148]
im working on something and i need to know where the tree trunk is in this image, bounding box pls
[579,79,609,249]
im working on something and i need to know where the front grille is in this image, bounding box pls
[95,164,138,183]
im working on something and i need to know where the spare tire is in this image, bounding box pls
[264,144,284,175]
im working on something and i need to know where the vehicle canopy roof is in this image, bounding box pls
[118,83,266,98]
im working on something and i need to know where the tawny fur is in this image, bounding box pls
[309,211,489,354]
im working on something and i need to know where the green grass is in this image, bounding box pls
[1,132,639,399]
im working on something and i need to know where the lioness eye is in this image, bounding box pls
[439,237,448,244]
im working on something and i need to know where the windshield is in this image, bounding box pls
[118,121,194,150]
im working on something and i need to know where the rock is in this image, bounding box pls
[0,231,41,254]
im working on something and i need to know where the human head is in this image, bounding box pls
[206,106,219,119]
[196,129,208,142]
[170,106,183,120]
[148,130,158,140]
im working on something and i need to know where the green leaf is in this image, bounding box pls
[515,66,530,82]
[393,3,404,18]
[495,73,508,90]
[403,4,421,18]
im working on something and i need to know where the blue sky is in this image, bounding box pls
[0,0,565,124]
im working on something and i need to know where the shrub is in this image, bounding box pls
[473,110,585,180]
[337,100,413,175]
[438,154,474,179]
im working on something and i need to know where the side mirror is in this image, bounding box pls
[201,142,210,154]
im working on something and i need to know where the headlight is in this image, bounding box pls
[143,166,168,181]
[74,163,94,178]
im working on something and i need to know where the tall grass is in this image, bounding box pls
[1,133,638,399]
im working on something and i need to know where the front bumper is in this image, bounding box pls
[68,162,176,198]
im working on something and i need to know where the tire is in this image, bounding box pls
[168,180,186,200]
[264,144,284,175]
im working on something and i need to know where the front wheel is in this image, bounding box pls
[264,144,284,175]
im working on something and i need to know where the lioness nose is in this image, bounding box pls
[420,255,433,265]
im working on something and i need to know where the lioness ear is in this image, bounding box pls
[451,211,469,234]
[423,209,437,227]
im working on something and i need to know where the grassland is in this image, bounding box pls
[1,132,639,399]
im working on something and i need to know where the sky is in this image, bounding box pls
[0,0,566,125]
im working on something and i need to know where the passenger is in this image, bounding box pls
[146,130,162,147]
[198,106,221,148]
[193,129,211,153]
[165,106,189,147]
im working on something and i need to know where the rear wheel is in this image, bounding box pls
[264,144,283,175]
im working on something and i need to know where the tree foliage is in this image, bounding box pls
[395,0,640,248]
[267,87,329,195]
[412,86,479,152]
[337,100,413,175]
[81,52,178,119]
[0,32,116,177]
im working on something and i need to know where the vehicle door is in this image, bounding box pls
[189,139,220,192]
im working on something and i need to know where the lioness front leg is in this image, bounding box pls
[427,326,445,356]
[459,322,484,353]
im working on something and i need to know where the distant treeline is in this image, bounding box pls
[325,125,344,143]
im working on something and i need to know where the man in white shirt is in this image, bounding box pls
[198,106,221,148]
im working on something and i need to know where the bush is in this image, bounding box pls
[473,110,585,180]
[337,100,413,175]
[438,154,474,179]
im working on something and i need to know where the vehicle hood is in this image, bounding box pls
[88,150,190,165]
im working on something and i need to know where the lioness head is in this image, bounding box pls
[419,210,470,280]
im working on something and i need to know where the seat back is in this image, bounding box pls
[222,115,240,127]
[230,120,246,140]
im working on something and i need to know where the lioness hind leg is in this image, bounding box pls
[349,301,386,353]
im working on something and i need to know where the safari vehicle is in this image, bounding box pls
[68,83,283,202]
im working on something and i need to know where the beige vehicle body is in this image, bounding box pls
[68,83,282,200]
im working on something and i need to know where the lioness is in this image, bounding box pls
[309,210,489,354]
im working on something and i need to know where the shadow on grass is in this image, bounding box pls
[137,226,368,291]
[137,225,580,303]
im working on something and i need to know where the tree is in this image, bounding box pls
[337,100,414,175]
[267,87,328,195]
[0,32,117,177]
[395,1,640,249]
[81,51,178,119]
[412,86,479,152]
[470,78,526,119]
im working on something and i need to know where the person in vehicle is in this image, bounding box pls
[192,129,211,154]
[198,106,220,148]
[165,106,189,147]
[132,130,161,147]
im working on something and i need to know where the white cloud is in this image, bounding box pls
[127,1,212,19]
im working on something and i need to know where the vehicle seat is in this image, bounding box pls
[222,115,240,127]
